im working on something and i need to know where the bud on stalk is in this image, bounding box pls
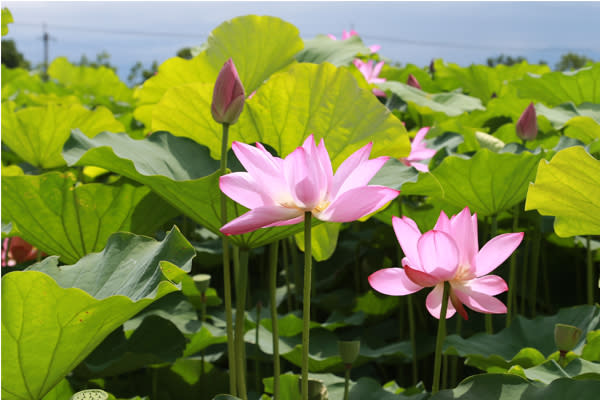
[516,102,538,141]
[211,58,245,125]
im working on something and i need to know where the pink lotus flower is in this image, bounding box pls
[516,102,537,141]
[2,237,42,267]
[353,59,386,97]
[327,29,381,53]
[368,208,523,319]
[406,74,422,90]
[219,135,399,235]
[211,58,245,125]
[400,127,437,172]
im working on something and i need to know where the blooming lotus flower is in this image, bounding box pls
[2,237,42,267]
[327,29,381,53]
[211,58,245,125]
[368,207,523,319]
[220,135,399,235]
[406,74,422,90]
[516,102,537,141]
[353,59,386,97]
[400,127,437,172]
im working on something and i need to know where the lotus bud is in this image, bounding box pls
[406,74,422,90]
[192,273,211,293]
[211,58,245,125]
[338,340,361,365]
[516,102,538,141]
[554,323,582,353]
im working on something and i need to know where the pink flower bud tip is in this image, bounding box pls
[516,102,538,141]
[406,74,422,90]
[211,58,245,125]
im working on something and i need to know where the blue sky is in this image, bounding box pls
[4,1,600,82]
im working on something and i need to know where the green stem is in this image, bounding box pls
[301,212,313,400]
[219,123,237,396]
[520,238,530,315]
[255,301,261,394]
[152,368,158,400]
[282,240,293,312]
[407,295,418,385]
[506,205,520,327]
[587,236,594,305]
[269,241,281,400]
[529,225,541,317]
[432,282,450,394]
[450,316,462,387]
[201,291,207,377]
[343,366,351,400]
[234,247,249,400]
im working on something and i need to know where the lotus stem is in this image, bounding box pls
[587,236,594,305]
[529,224,541,317]
[343,365,351,400]
[269,241,281,400]
[281,239,293,312]
[432,281,450,394]
[301,212,313,400]
[234,247,249,400]
[219,122,237,396]
[506,205,520,327]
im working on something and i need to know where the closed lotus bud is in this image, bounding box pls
[554,323,582,353]
[516,102,538,141]
[407,74,422,90]
[211,58,245,125]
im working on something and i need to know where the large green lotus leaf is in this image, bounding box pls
[522,359,600,384]
[377,81,485,117]
[1,65,74,105]
[430,373,600,400]
[511,63,600,106]
[582,331,600,362]
[525,146,600,237]
[444,305,600,371]
[62,130,305,249]
[153,63,410,166]
[296,35,370,66]
[82,315,187,377]
[245,326,411,372]
[40,379,73,400]
[256,311,365,337]
[1,172,178,264]
[402,148,543,216]
[48,57,133,104]
[535,102,600,129]
[432,60,551,104]
[1,102,124,168]
[294,223,341,262]
[134,15,303,126]
[564,117,600,144]
[1,228,193,400]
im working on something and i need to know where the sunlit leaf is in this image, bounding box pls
[1,102,124,168]
[522,359,600,384]
[153,63,410,166]
[511,64,600,106]
[1,172,178,264]
[402,148,543,216]
[296,35,370,66]
[1,228,194,400]
[525,146,600,237]
[294,223,341,262]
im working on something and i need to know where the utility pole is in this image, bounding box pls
[42,22,49,81]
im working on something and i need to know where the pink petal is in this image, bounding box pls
[453,285,507,314]
[220,206,303,235]
[372,88,387,97]
[369,44,381,53]
[409,162,429,172]
[426,283,456,319]
[316,138,334,193]
[372,61,384,77]
[327,34,337,40]
[413,127,430,146]
[317,185,399,222]
[417,230,459,280]
[449,207,478,268]
[332,155,389,198]
[331,142,373,197]
[284,147,320,209]
[219,172,274,209]
[433,210,451,233]
[475,232,524,277]
[301,135,329,200]
[392,216,422,268]
[466,275,508,296]
[404,264,440,287]
[232,141,284,187]
[368,268,423,295]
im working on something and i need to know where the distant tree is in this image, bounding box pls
[555,52,594,71]
[1,39,30,69]
[127,60,158,86]
[486,54,527,67]
[176,47,194,60]
[76,50,117,72]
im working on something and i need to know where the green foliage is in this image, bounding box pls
[2,7,13,36]
[525,146,600,236]
[1,228,194,400]
[555,52,595,71]
[296,35,370,66]
[1,39,31,69]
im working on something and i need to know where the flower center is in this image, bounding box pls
[451,263,475,283]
